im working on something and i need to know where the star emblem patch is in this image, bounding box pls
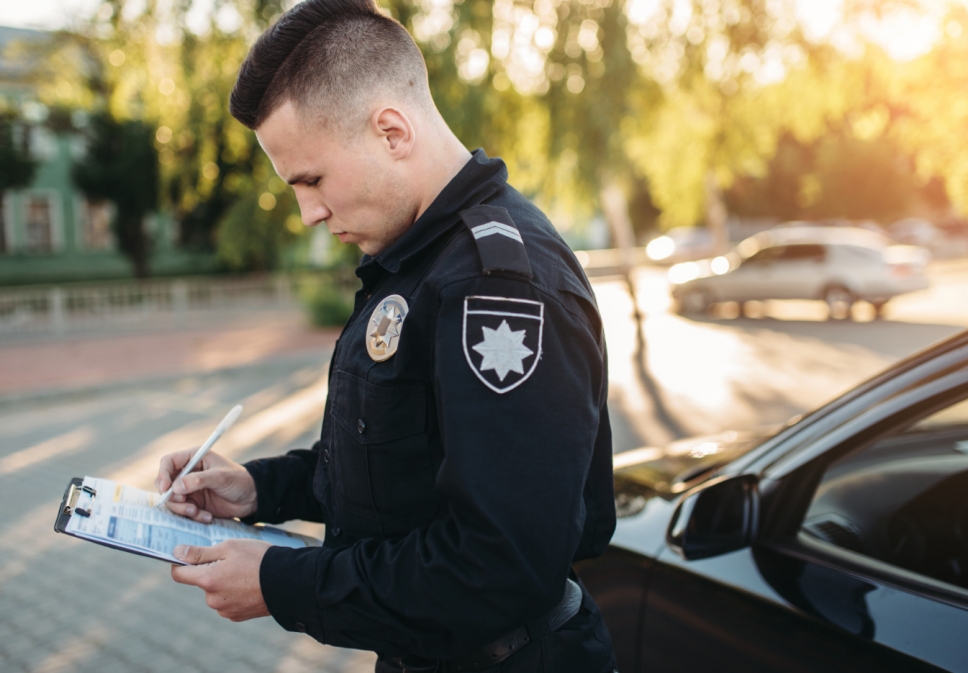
[463,296,543,393]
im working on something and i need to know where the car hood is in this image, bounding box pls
[612,428,775,518]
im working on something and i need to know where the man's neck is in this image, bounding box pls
[413,124,473,222]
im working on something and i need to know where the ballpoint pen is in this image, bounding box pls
[155,404,243,508]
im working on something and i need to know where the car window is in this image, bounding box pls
[837,244,884,264]
[802,395,968,589]
[779,244,826,263]
[743,246,784,266]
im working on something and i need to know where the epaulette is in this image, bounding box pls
[460,205,533,278]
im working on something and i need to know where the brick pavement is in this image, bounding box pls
[0,311,375,673]
[0,310,340,398]
[7,268,961,673]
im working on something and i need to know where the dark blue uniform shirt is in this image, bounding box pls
[243,150,616,664]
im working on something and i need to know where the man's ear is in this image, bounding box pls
[372,107,415,158]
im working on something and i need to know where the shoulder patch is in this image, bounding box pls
[460,205,533,278]
[463,296,543,393]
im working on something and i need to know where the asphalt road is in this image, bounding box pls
[602,258,968,451]
[0,258,965,672]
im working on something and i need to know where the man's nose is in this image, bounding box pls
[295,191,331,226]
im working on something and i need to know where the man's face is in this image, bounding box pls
[256,101,416,256]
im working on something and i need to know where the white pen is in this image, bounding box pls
[155,404,243,508]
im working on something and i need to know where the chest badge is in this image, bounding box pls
[366,294,409,361]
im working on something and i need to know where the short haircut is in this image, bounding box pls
[230,0,432,131]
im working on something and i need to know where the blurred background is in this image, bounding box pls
[0,0,967,672]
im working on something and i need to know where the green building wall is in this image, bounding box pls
[0,130,215,286]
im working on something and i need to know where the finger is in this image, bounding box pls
[157,449,197,492]
[174,543,224,566]
[164,500,214,523]
[171,562,207,587]
[173,468,229,497]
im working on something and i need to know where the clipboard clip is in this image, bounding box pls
[64,483,96,518]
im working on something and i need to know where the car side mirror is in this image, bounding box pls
[667,474,759,560]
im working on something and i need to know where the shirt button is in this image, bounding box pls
[331,526,342,537]
[357,419,366,434]
[322,449,330,463]
[294,622,307,633]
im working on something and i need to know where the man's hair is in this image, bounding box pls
[230,0,431,131]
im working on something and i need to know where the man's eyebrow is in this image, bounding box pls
[285,172,318,185]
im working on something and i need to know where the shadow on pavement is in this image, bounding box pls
[632,308,687,442]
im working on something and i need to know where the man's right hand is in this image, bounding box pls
[155,450,258,523]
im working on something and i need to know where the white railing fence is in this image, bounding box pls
[0,273,348,340]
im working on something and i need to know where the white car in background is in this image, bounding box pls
[669,226,930,320]
[646,226,716,264]
[889,217,943,250]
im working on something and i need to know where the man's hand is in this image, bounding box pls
[156,449,258,523]
[171,540,272,621]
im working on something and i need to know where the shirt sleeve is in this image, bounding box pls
[243,444,326,525]
[258,275,607,659]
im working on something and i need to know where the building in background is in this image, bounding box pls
[0,25,213,285]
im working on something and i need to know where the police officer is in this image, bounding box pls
[156,1,617,670]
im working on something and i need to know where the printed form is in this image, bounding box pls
[65,476,320,563]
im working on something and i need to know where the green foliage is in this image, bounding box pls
[215,187,300,271]
[727,132,922,222]
[0,112,36,191]
[302,282,355,328]
[72,112,159,277]
[38,0,968,261]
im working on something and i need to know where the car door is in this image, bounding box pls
[637,369,968,672]
[769,243,827,299]
[713,246,785,302]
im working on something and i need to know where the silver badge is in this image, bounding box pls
[366,294,409,361]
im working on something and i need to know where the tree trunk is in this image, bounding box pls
[600,181,643,324]
[600,181,638,274]
[705,171,729,255]
[116,213,151,278]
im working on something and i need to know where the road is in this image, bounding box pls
[0,259,965,672]
[601,258,968,450]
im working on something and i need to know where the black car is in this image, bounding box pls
[578,330,968,672]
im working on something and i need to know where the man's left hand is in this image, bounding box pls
[171,540,272,622]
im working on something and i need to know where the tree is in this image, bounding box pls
[215,181,300,271]
[43,0,968,272]
[73,113,159,277]
[0,111,35,255]
[890,3,968,218]
[0,112,36,191]
[384,0,830,250]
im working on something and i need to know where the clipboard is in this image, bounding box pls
[54,476,321,564]
[54,477,182,563]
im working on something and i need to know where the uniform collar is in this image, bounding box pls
[357,149,508,282]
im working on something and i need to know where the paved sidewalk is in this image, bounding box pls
[0,310,376,673]
[3,267,964,673]
[0,311,340,399]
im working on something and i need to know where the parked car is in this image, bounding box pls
[577,330,968,672]
[669,226,929,319]
[646,227,717,264]
[889,218,944,250]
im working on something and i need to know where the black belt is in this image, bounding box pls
[396,579,584,673]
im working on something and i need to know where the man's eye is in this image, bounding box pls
[307,178,320,187]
